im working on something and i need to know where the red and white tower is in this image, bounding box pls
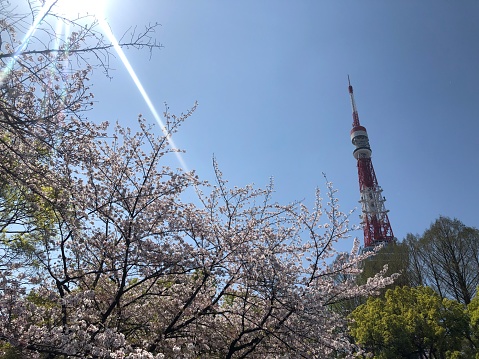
[348,77,394,249]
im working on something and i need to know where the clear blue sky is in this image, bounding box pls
[86,1,479,251]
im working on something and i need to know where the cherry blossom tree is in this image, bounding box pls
[0,0,161,255]
[0,1,397,358]
[1,119,396,358]
[0,114,397,357]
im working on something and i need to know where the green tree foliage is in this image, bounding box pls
[469,288,479,355]
[328,242,408,316]
[349,286,470,358]
[359,241,412,289]
[329,242,412,316]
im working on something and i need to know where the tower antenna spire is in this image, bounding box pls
[348,78,394,249]
[348,75,361,127]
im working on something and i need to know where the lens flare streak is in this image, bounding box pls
[0,1,54,84]
[98,18,189,172]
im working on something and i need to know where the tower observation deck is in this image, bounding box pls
[348,77,394,249]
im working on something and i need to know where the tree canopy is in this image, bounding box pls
[406,216,479,304]
[349,286,471,359]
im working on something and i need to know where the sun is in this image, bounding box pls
[52,0,109,18]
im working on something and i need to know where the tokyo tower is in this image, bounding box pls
[348,77,394,249]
